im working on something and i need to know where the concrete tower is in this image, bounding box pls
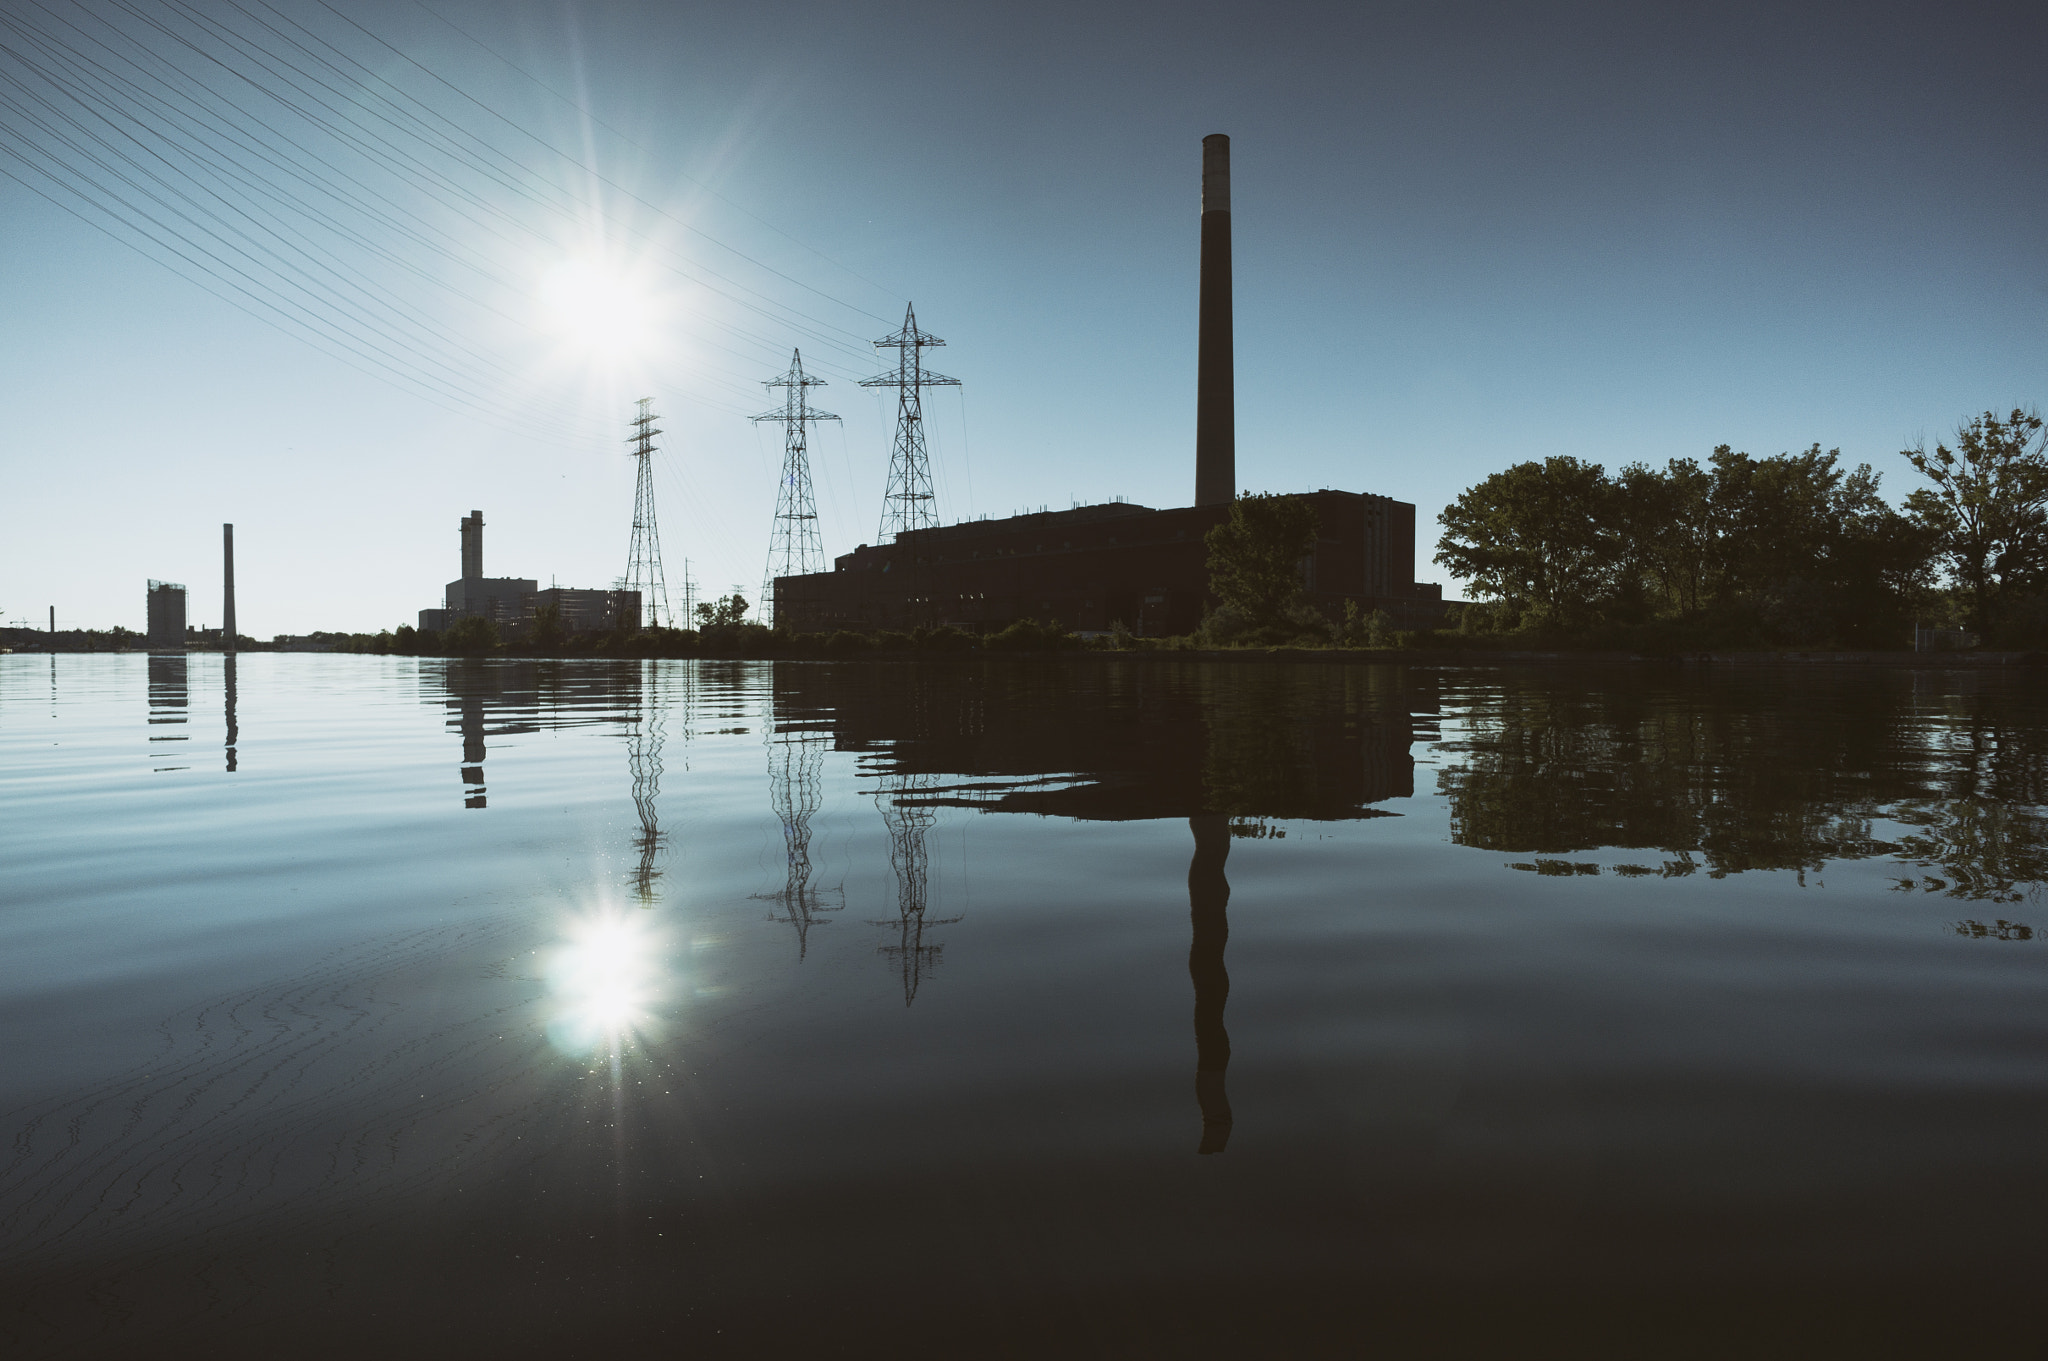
[1195,133,1235,508]
[222,523,236,653]
[460,510,484,585]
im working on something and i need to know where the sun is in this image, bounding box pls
[544,904,670,1055]
[538,257,660,358]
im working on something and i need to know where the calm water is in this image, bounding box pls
[3,654,2046,1356]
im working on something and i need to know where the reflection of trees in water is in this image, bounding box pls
[759,718,840,956]
[1891,800,2048,904]
[1435,669,2048,901]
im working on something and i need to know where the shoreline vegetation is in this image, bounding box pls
[7,623,2039,667]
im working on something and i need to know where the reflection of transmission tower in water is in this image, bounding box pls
[862,303,959,543]
[872,769,961,1006]
[752,350,838,628]
[758,719,840,957]
[625,398,673,628]
[625,663,678,905]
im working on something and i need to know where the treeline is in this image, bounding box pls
[1436,408,2048,649]
[322,612,1177,659]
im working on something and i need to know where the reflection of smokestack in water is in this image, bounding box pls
[1188,813,1233,1153]
[222,523,236,654]
[1195,134,1234,508]
[461,510,483,584]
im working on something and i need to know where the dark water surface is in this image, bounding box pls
[3,655,2046,1357]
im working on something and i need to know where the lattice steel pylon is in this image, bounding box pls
[625,663,668,906]
[757,715,841,958]
[751,349,838,628]
[625,397,673,628]
[861,303,959,542]
[872,768,962,1006]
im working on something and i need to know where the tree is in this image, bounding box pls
[1902,408,2048,640]
[1204,492,1320,632]
[1435,456,1619,626]
[695,593,750,629]
[529,601,565,653]
[444,614,500,654]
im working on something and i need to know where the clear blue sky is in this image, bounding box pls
[2,0,2043,635]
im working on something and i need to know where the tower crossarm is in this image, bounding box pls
[858,368,958,389]
[750,404,839,425]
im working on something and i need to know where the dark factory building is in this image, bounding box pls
[774,489,1444,637]
[775,133,1443,638]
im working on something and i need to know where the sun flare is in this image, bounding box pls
[545,906,668,1054]
[538,258,660,358]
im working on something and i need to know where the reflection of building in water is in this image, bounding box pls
[427,660,660,814]
[1188,813,1233,1154]
[459,689,488,808]
[770,660,1431,1144]
[760,716,839,956]
[147,653,189,772]
[223,654,238,772]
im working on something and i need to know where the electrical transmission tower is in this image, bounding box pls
[752,349,838,629]
[861,303,959,542]
[625,663,668,907]
[625,397,673,628]
[757,714,841,959]
[871,768,963,1006]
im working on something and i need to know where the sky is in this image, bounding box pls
[1,0,2044,636]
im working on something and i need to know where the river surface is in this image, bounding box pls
[3,654,2045,1357]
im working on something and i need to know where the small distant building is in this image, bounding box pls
[146,580,186,650]
[416,510,638,637]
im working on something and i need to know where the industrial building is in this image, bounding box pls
[770,134,1444,637]
[145,580,186,650]
[417,509,639,637]
[778,490,1441,636]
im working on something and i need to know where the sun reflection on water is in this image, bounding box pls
[544,905,671,1056]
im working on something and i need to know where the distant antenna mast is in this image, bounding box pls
[862,303,959,542]
[625,397,672,628]
[753,348,839,626]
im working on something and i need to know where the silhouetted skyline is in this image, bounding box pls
[3,0,2044,634]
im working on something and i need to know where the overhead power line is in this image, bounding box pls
[0,0,915,436]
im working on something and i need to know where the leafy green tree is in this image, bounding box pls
[1902,408,2048,641]
[1204,492,1320,631]
[1436,456,1619,626]
[528,602,565,653]
[444,614,500,654]
[695,593,750,629]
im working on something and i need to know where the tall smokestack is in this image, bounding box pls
[1195,133,1234,508]
[222,523,236,654]
[461,510,484,583]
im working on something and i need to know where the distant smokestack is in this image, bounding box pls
[222,523,236,654]
[461,510,483,582]
[1195,133,1234,508]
